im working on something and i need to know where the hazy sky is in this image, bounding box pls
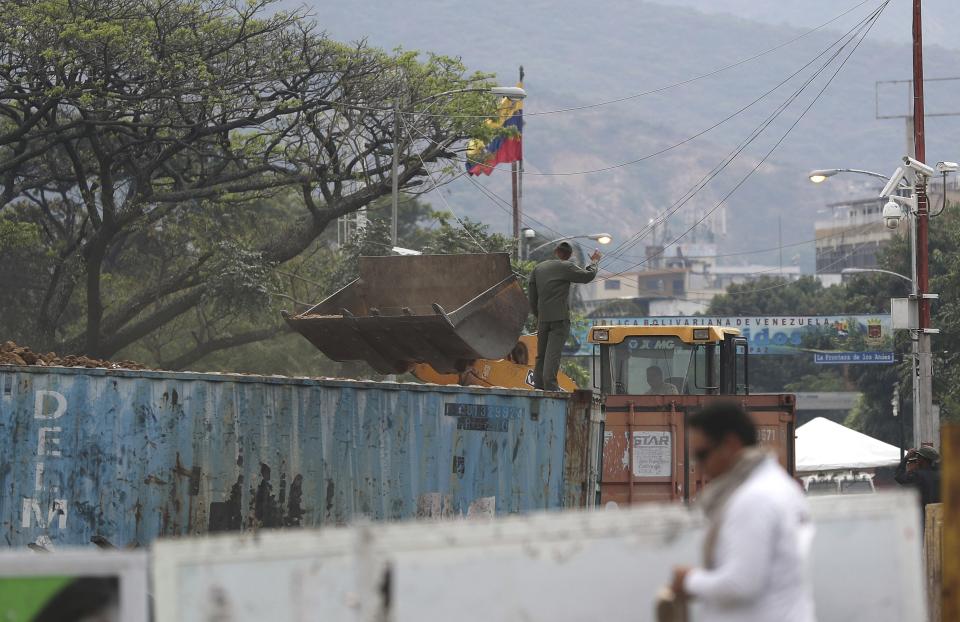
[650,0,959,50]
[280,0,959,260]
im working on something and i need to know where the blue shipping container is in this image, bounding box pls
[0,367,598,548]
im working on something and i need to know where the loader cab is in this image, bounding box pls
[588,326,749,396]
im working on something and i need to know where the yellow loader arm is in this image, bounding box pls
[411,335,577,391]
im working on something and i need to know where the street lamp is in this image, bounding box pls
[527,233,613,256]
[840,267,913,285]
[391,85,527,247]
[807,168,910,187]
[811,166,925,442]
[841,265,921,449]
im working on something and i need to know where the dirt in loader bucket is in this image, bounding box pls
[283,253,530,374]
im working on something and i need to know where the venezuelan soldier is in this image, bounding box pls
[527,242,601,390]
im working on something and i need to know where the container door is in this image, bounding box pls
[599,402,685,505]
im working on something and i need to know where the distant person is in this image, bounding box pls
[646,366,680,395]
[665,402,815,622]
[895,446,941,510]
[527,242,600,391]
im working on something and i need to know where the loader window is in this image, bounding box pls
[606,337,709,395]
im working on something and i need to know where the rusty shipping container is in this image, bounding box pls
[600,394,796,506]
[0,366,601,548]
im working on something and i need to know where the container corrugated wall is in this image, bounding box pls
[0,367,596,548]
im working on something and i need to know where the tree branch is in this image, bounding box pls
[159,326,283,370]
[95,289,204,357]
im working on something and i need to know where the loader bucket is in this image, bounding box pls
[283,253,530,374]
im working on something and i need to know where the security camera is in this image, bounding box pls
[936,161,959,174]
[883,200,903,229]
[902,156,936,178]
[879,166,905,198]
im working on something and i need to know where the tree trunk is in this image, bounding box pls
[83,241,108,356]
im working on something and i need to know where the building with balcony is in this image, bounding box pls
[582,250,802,318]
[814,196,906,276]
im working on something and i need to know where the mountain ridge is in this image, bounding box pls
[288,0,960,269]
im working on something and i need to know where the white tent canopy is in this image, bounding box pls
[796,417,902,472]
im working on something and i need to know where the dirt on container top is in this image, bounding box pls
[0,341,150,370]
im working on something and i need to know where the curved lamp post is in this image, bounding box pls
[527,233,613,257]
[808,168,894,183]
[840,267,913,285]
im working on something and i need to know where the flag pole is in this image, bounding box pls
[513,65,525,259]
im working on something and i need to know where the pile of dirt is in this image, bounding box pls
[0,341,150,370]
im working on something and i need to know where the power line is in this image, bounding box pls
[601,220,880,266]
[457,170,887,289]
[590,230,891,312]
[398,114,488,252]
[406,5,886,178]
[389,0,877,120]
[313,1,877,122]
[405,2,884,270]
[702,235,892,298]
[602,2,886,263]
[391,6,883,262]
[601,2,888,275]
[464,176,569,240]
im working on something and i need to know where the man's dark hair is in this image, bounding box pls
[688,401,758,447]
[555,242,573,260]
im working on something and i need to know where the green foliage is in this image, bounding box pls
[0,0,502,367]
[923,202,960,422]
[201,242,276,315]
[783,372,847,394]
[705,202,960,443]
[837,200,960,441]
[562,359,591,389]
[0,218,54,346]
[706,275,902,439]
[173,195,520,377]
[707,276,883,316]
[0,219,40,249]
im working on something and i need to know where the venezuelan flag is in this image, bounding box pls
[465,84,523,176]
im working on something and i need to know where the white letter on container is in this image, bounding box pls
[37,427,62,456]
[34,390,66,420]
[20,498,68,529]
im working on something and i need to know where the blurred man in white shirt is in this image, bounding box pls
[670,402,816,622]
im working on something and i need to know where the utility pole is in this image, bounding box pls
[391,100,400,248]
[876,72,960,450]
[911,0,938,449]
[511,162,519,246]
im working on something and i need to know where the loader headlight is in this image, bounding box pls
[693,328,710,341]
[592,329,610,342]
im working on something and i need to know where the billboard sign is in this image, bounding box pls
[567,315,892,357]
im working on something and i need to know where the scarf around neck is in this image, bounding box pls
[697,447,770,568]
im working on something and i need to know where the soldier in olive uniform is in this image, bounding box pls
[527,241,601,390]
